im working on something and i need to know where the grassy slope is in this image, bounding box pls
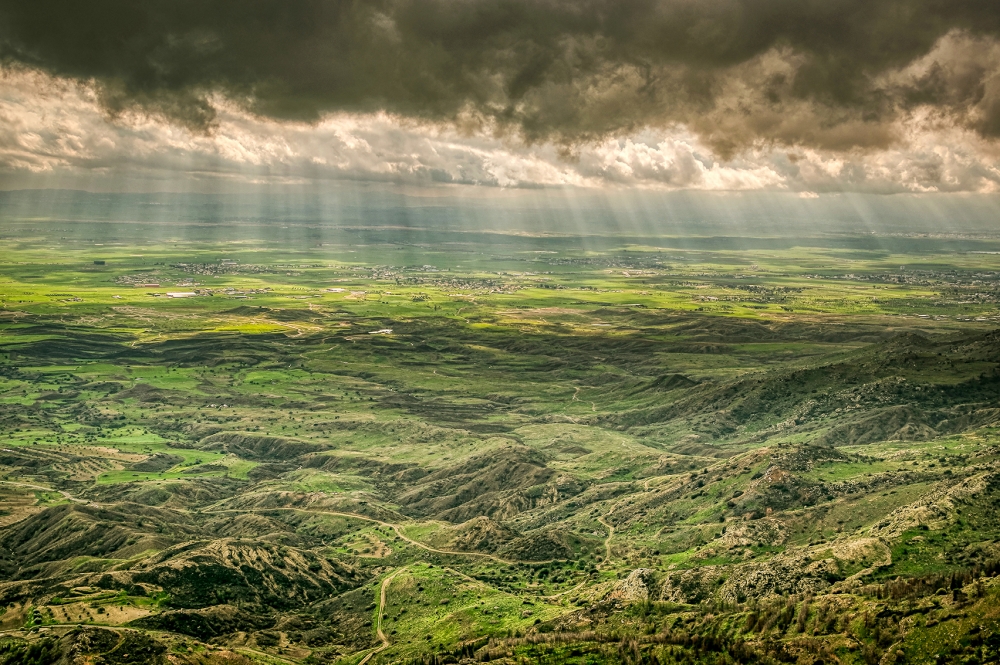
[0,225,999,663]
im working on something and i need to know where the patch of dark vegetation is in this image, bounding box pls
[0,636,60,665]
[129,605,273,640]
[395,445,568,521]
[131,539,363,610]
[309,586,380,651]
[200,431,325,460]
[0,503,199,577]
[129,453,183,472]
[181,463,228,474]
[246,462,295,480]
[498,529,574,561]
[83,479,242,509]
[424,516,519,554]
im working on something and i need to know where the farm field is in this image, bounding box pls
[2,217,1000,664]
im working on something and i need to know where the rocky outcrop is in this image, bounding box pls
[608,568,658,602]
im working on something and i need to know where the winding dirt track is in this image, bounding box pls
[204,507,565,565]
[0,483,570,567]
[358,567,407,665]
[597,515,614,562]
[0,493,582,663]
[0,481,569,567]
[0,480,87,504]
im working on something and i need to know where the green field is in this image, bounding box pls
[2,218,1000,664]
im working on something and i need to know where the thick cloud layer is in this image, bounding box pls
[3,1,1000,156]
[3,68,999,193]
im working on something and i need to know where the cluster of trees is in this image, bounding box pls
[868,557,1000,601]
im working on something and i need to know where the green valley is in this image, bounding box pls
[1,219,1000,665]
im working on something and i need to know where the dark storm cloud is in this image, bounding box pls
[2,1,1000,155]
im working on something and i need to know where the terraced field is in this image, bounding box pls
[1,219,1000,664]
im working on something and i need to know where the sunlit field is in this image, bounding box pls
[5,0,1000,659]
[1,212,1000,664]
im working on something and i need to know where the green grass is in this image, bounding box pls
[2,225,1000,664]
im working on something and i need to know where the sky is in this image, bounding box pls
[2,1,1000,196]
